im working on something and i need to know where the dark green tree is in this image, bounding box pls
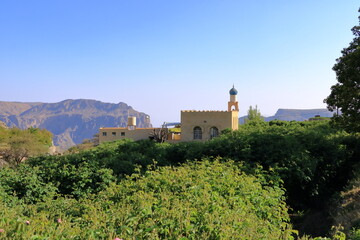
[324,9,360,132]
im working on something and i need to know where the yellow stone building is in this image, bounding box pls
[99,86,239,143]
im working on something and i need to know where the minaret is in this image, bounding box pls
[228,85,239,111]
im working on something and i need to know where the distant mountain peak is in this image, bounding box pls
[0,99,152,150]
[239,108,333,124]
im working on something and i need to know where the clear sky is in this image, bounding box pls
[0,1,359,126]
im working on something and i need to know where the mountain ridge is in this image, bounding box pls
[0,99,152,150]
[239,108,333,124]
[0,101,42,116]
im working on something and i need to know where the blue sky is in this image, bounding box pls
[0,1,358,126]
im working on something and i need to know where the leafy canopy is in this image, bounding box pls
[245,105,264,123]
[0,127,52,166]
[0,159,292,239]
[324,9,360,132]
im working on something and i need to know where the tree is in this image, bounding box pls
[149,127,168,143]
[324,9,360,132]
[0,128,52,166]
[245,105,264,123]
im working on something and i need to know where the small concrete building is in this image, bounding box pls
[99,86,239,143]
[99,115,158,142]
[99,127,157,142]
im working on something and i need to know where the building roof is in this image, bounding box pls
[162,122,181,127]
[181,110,229,112]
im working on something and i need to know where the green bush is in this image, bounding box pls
[20,121,360,237]
[104,159,292,239]
[349,228,360,240]
[0,159,292,240]
[0,165,56,204]
[26,152,116,199]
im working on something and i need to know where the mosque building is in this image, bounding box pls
[99,86,239,143]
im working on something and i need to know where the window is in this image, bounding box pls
[102,132,107,136]
[121,132,125,136]
[210,127,219,139]
[193,126,202,140]
[112,132,116,136]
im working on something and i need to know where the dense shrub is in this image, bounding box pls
[26,121,360,210]
[25,153,116,199]
[176,121,356,210]
[0,165,56,204]
[12,120,359,237]
[0,160,292,240]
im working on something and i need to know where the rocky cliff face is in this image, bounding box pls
[0,99,152,150]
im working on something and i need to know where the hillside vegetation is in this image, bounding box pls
[0,120,359,239]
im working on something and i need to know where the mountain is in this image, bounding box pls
[0,101,41,116]
[0,99,152,150]
[265,108,333,121]
[239,108,333,124]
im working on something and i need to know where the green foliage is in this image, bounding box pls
[28,120,359,212]
[107,159,292,239]
[26,154,115,199]
[0,160,292,239]
[0,127,52,166]
[324,9,360,133]
[4,120,359,238]
[202,121,358,211]
[0,165,56,204]
[350,228,360,240]
[245,105,264,123]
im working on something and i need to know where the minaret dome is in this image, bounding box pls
[228,85,239,111]
[229,85,238,95]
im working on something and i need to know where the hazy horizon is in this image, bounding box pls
[1,1,358,126]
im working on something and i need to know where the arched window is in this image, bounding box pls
[193,126,202,140]
[210,127,219,139]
